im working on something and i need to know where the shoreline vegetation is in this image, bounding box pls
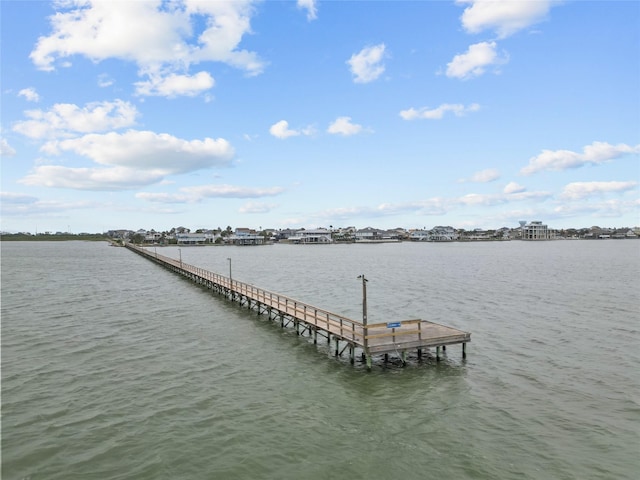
[0,233,108,242]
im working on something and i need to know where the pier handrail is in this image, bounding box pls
[127,244,364,341]
[124,243,471,368]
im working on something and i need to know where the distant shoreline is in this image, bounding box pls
[0,234,108,242]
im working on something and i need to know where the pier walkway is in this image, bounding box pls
[125,244,470,369]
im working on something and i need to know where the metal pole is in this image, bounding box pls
[227,257,232,286]
[179,248,182,267]
[357,274,370,369]
[358,274,368,325]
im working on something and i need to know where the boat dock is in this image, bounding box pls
[125,244,470,369]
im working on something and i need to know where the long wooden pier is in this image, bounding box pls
[125,244,470,369]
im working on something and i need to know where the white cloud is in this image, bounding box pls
[19,130,235,191]
[457,0,552,38]
[239,201,278,213]
[135,71,214,97]
[41,130,234,174]
[559,181,638,200]
[347,44,386,83]
[269,120,315,139]
[0,192,39,204]
[327,117,363,136]
[297,0,318,21]
[1,138,16,156]
[182,184,284,198]
[470,168,501,183]
[446,41,507,79]
[13,100,139,139]
[136,184,285,203]
[134,192,191,203]
[30,0,264,97]
[457,189,551,206]
[520,141,640,175]
[97,73,114,87]
[504,181,526,194]
[18,87,40,102]
[20,165,165,191]
[553,198,640,219]
[400,103,480,120]
[269,120,300,139]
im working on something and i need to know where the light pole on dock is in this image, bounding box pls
[178,248,182,267]
[357,274,368,326]
[227,257,232,285]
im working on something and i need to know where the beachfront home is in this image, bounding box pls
[522,221,549,240]
[287,228,333,244]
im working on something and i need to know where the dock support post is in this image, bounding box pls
[417,348,422,359]
[384,353,389,363]
[365,354,372,370]
[436,346,441,362]
[401,350,407,366]
[334,337,339,357]
[349,345,354,365]
[313,328,318,344]
[442,345,446,352]
[462,343,467,359]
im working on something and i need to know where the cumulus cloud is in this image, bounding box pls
[470,169,501,183]
[12,100,139,139]
[297,0,318,21]
[559,181,638,200]
[520,141,640,175]
[400,103,480,120]
[0,192,39,204]
[457,189,551,206]
[327,117,363,136]
[446,41,507,79]
[457,0,552,38]
[20,165,164,191]
[269,120,315,139]
[239,201,278,213]
[553,198,640,219]
[1,138,16,156]
[19,130,234,191]
[41,130,234,174]
[135,71,214,97]
[504,181,526,194]
[29,0,264,97]
[347,44,386,83]
[18,87,40,102]
[97,73,114,88]
[182,184,284,198]
[269,120,300,139]
[136,184,285,204]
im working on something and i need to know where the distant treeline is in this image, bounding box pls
[0,233,108,242]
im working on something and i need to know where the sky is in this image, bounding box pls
[1,0,639,234]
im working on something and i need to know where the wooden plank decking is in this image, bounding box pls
[125,244,470,368]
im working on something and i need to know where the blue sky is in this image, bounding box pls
[1,0,639,234]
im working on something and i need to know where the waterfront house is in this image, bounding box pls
[287,228,333,244]
[522,221,549,240]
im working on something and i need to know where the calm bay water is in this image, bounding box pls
[2,240,639,479]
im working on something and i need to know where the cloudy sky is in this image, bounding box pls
[1,0,638,233]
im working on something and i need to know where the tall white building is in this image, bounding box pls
[522,221,549,240]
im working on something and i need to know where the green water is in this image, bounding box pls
[2,241,638,479]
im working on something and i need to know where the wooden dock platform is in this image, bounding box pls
[125,244,470,369]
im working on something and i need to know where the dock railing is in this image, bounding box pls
[128,244,365,344]
[125,243,470,367]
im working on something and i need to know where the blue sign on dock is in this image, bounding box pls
[386,322,401,328]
